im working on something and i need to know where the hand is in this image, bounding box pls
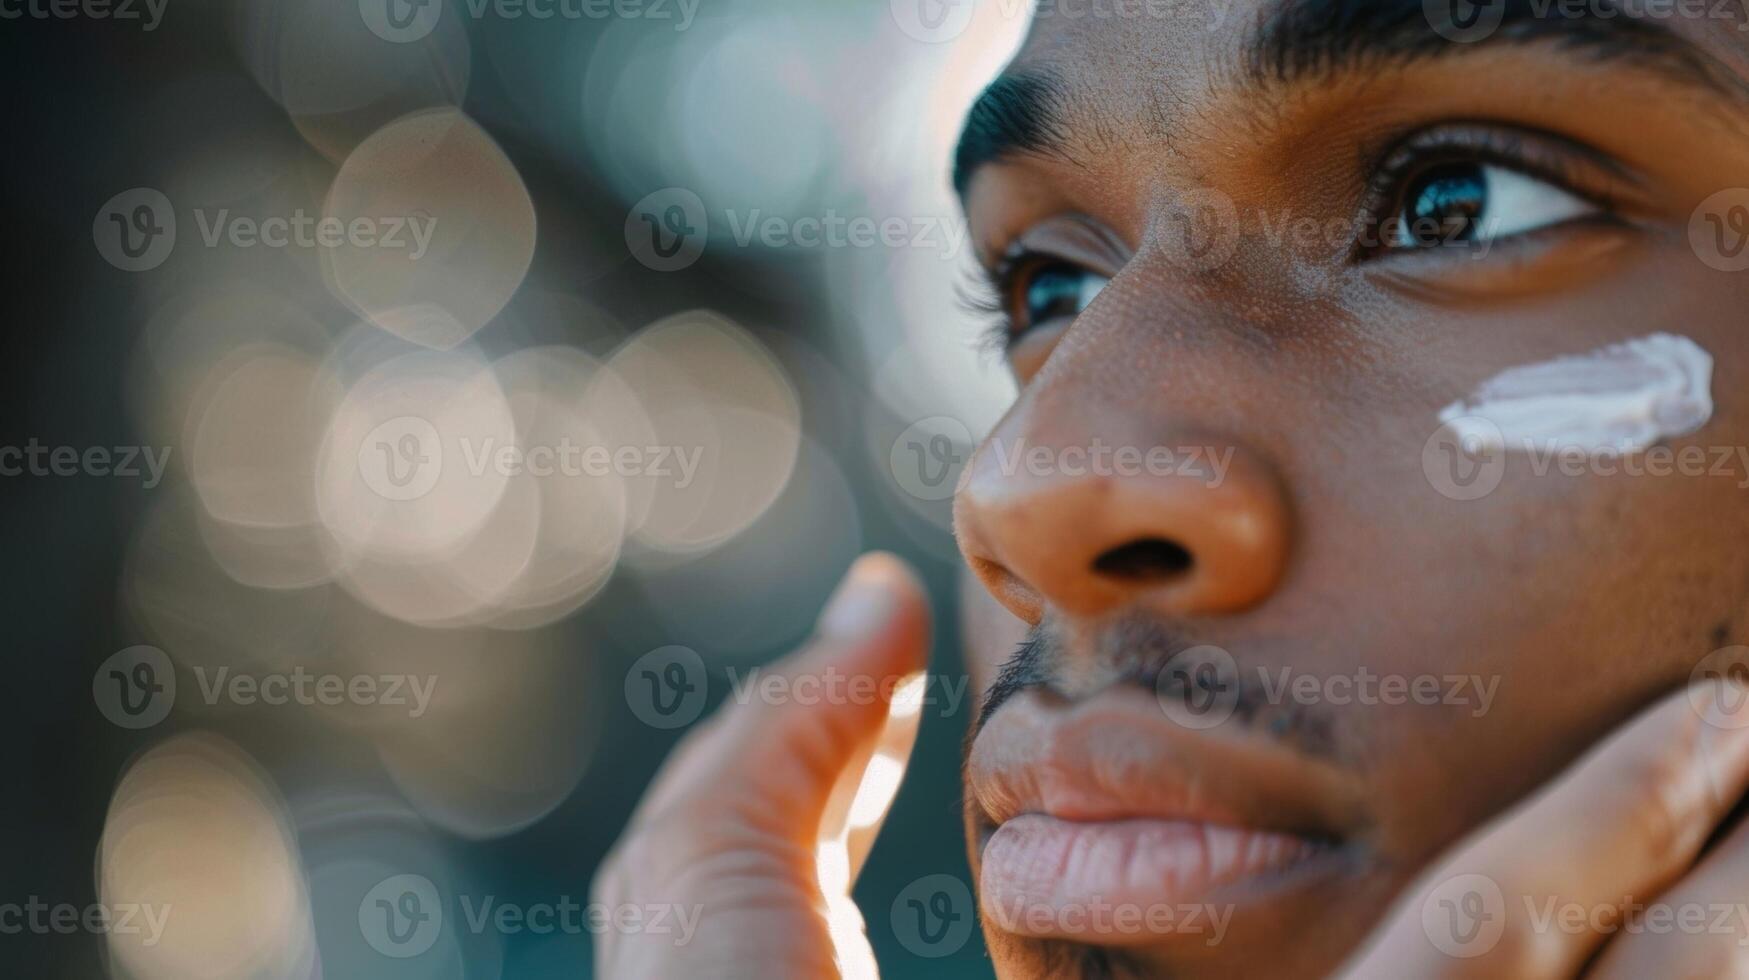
[1344,677,1749,977]
[592,553,932,980]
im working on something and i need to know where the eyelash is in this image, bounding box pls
[967,125,1623,354]
[1352,125,1612,260]
[960,253,1032,359]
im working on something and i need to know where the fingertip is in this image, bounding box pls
[817,552,932,669]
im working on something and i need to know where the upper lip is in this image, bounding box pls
[968,684,1368,840]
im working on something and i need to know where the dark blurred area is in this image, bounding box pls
[0,1,1028,975]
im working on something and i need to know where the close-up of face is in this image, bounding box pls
[951,1,1749,976]
[25,2,1749,977]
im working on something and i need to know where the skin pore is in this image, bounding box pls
[951,0,1749,976]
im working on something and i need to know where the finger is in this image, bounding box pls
[632,552,932,840]
[1345,678,1749,979]
[1588,778,1749,976]
[818,669,928,880]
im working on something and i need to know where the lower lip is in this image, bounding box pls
[979,814,1321,942]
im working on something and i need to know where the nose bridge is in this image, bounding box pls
[954,365,1293,625]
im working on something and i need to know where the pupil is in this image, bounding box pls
[1026,266,1083,322]
[1404,164,1487,246]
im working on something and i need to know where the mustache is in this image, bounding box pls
[974,617,1198,733]
[971,618,1341,763]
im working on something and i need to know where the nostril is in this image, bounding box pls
[1092,538,1194,582]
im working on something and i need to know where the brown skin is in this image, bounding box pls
[954,4,1749,976]
[598,6,1749,979]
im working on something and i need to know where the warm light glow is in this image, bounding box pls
[847,752,907,832]
[323,108,535,350]
[100,734,314,980]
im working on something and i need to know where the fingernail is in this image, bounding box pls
[819,555,900,640]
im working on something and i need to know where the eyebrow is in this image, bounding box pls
[952,70,1072,199]
[1250,0,1735,86]
[952,0,1741,198]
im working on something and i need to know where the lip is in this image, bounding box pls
[969,685,1367,944]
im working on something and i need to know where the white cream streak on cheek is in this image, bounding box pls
[1438,333,1714,455]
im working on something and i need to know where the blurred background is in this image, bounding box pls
[0,0,1037,975]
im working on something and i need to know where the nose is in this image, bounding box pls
[954,414,1292,624]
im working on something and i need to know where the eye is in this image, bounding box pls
[1007,259,1109,335]
[1385,161,1598,251]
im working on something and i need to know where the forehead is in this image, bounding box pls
[1003,0,1245,98]
[1006,0,1749,79]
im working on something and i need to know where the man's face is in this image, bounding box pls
[950,0,1749,975]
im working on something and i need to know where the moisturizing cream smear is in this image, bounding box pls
[1438,333,1714,455]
